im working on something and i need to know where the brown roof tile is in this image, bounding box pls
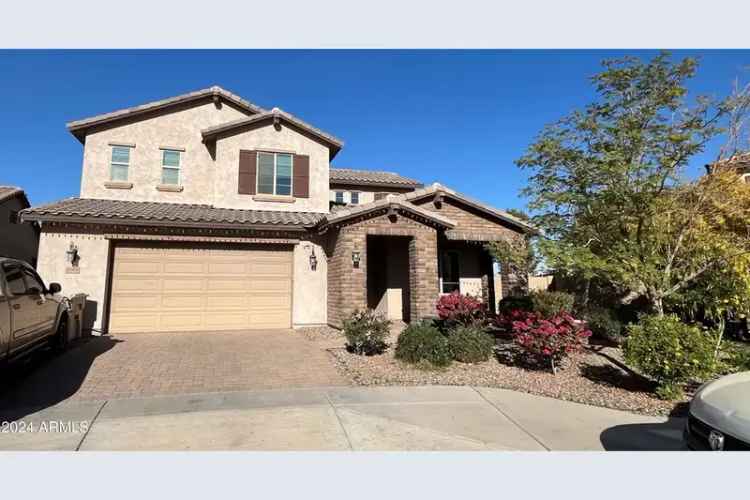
[329,168,422,188]
[66,86,265,141]
[0,186,29,206]
[20,198,323,230]
[201,107,343,158]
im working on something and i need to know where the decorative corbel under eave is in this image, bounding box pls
[387,204,399,222]
[433,191,444,208]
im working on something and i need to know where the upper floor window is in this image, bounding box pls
[257,152,292,196]
[161,149,181,185]
[110,146,131,181]
[335,191,345,204]
[350,192,360,205]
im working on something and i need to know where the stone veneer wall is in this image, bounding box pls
[326,212,439,327]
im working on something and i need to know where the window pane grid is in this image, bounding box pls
[110,146,131,181]
[161,150,181,185]
[257,152,294,196]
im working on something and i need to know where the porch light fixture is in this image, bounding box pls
[352,251,361,269]
[309,247,318,271]
[66,242,79,266]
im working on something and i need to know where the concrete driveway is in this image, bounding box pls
[0,329,346,422]
[0,386,685,451]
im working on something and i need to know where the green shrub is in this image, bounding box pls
[342,309,391,355]
[725,342,750,372]
[395,321,452,368]
[530,290,575,317]
[447,326,495,363]
[623,314,718,399]
[497,295,534,315]
[655,383,685,401]
[582,306,624,345]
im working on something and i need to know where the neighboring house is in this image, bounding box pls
[0,186,39,266]
[21,86,533,334]
[705,152,750,177]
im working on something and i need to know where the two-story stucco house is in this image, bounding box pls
[21,86,533,334]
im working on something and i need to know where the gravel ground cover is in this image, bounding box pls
[324,330,688,416]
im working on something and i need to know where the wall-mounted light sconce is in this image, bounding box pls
[66,242,79,267]
[352,251,361,269]
[309,247,318,271]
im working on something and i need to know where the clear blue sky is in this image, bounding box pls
[1,50,748,209]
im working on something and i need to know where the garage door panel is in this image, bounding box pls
[250,311,290,329]
[115,261,162,274]
[113,278,161,291]
[206,295,247,309]
[162,261,206,274]
[110,243,292,333]
[206,278,249,291]
[161,295,204,309]
[111,294,163,311]
[162,278,204,291]
[208,262,250,274]
[247,295,291,309]
[109,313,160,333]
[205,313,252,329]
[159,313,206,329]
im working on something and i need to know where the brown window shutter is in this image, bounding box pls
[374,192,387,201]
[293,154,310,198]
[238,150,256,194]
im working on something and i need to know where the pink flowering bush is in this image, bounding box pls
[505,310,591,374]
[436,291,487,327]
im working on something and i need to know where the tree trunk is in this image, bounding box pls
[653,296,665,317]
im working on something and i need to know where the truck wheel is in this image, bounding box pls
[53,316,69,352]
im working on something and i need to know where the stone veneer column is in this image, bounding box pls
[408,231,439,322]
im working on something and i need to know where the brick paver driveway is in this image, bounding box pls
[0,330,346,416]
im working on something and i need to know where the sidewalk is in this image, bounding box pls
[0,386,685,451]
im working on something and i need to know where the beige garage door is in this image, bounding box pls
[108,243,293,333]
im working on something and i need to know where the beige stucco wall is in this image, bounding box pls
[80,100,250,205]
[36,230,110,332]
[293,239,327,326]
[213,122,330,213]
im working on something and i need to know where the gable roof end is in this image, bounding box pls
[318,196,456,231]
[404,183,537,233]
[201,107,344,159]
[66,86,266,142]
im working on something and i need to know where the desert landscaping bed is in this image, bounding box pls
[324,333,688,417]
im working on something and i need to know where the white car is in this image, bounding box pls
[684,371,750,451]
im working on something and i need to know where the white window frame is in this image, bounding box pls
[350,191,360,205]
[110,145,132,182]
[161,149,182,186]
[334,191,345,204]
[256,151,294,196]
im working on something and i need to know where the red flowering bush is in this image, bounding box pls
[436,292,486,327]
[507,310,591,374]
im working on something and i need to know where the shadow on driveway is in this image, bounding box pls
[0,336,120,422]
[600,417,686,450]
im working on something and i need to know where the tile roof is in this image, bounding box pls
[66,86,266,141]
[201,107,343,158]
[321,196,456,229]
[708,152,750,173]
[0,186,29,206]
[329,168,422,188]
[20,198,323,229]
